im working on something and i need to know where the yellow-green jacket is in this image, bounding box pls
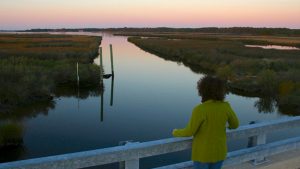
[173,100,239,163]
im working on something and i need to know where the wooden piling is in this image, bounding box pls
[99,47,103,81]
[99,47,103,66]
[109,44,114,76]
[77,62,79,85]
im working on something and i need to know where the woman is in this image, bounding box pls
[173,76,239,169]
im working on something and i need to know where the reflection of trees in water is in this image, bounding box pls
[0,145,26,163]
[0,122,26,162]
[0,122,23,146]
[278,104,300,116]
[0,84,103,120]
[254,97,276,113]
[0,84,104,163]
[54,84,103,99]
[0,100,55,120]
[277,94,300,116]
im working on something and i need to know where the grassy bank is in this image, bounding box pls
[0,34,103,113]
[24,27,300,36]
[128,35,300,115]
[0,34,100,62]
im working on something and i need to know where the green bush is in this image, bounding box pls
[0,123,23,147]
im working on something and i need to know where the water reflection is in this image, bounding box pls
[0,84,103,161]
[0,145,26,163]
[0,122,25,162]
[110,76,114,106]
[100,76,115,122]
[54,85,103,100]
[0,101,55,120]
[254,97,276,113]
[100,92,104,122]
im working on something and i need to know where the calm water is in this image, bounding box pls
[1,32,299,168]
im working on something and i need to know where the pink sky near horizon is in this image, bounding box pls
[1,0,300,30]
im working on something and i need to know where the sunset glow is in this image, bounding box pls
[1,0,300,30]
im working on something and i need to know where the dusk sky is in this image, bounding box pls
[1,0,300,30]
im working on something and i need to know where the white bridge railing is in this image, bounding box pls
[1,116,300,169]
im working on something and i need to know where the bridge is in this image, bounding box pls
[1,116,300,169]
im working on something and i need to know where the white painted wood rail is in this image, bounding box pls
[0,116,300,169]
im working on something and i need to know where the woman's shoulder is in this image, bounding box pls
[198,100,233,110]
[193,103,203,110]
[222,100,231,105]
[201,100,230,105]
[194,100,232,109]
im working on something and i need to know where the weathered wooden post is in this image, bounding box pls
[99,47,103,81]
[110,44,114,76]
[77,62,80,85]
[99,47,103,66]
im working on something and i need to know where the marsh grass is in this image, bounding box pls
[0,34,102,113]
[0,34,101,62]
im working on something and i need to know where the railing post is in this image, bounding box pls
[247,121,267,165]
[119,141,140,169]
[253,133,267,165]
[125,158,139,169]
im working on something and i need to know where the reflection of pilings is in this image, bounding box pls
[99,46,104,122]
[77,89,80,111]
[100,92,104,122]
[77,62,80,85]
[110,76,114,106]
[77,63,80,111]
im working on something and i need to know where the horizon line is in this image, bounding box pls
[1,26,300,31]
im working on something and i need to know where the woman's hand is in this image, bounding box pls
[172,129,178,136]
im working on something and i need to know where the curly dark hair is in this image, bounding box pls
[197,76,227,103]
